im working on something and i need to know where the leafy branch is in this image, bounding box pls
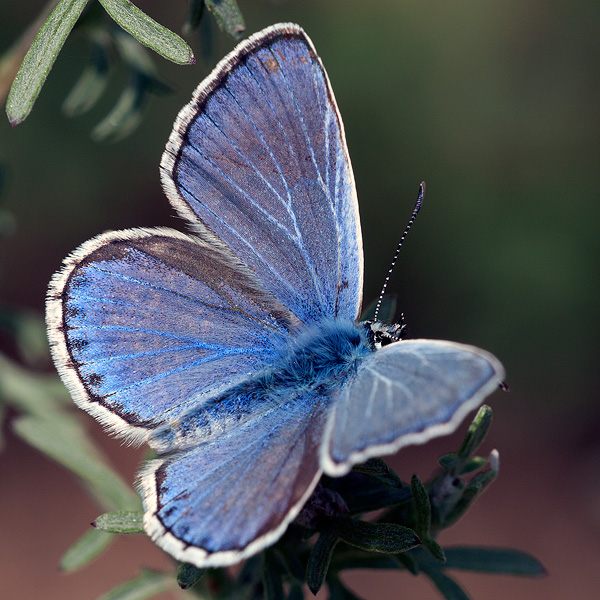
[1,0,245,138]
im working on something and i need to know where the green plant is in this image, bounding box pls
[1,0,245,139]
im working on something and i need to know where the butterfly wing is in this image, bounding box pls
[46,227,297,444]
[140,390,329,567]
[321,339,505,476]
[161,23,363,324]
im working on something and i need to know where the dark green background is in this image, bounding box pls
[1,1,598,599]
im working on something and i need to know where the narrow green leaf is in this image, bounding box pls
[331,517,420,554]
[60,527,114,571]
[444,547,546,576]
[307,530,339,595]
[396,551,419,575]
[438,453,459,471]
[352,458,403,486]
[411,474,431,536]
[96,569,175,600]
[176,562,205,589]
[0,352,69,417]
[262,551,285,600]
[274,543,305,583]
[457,405,493,459]
[97,0,194,64]
[421,566,470,600]
[353,457,392,478]
[329,548,402,572]
[90,78,145,142]
[93,511,145,534]
[327,576,365,600]
[287,583,304,600]
[458,456,488,475]
[6,0,89,125]
[13,415,139,511]
[205,0,245,39]
[426,539,446,563]
[62,31,111,117]
[183,0,205,35]
[326,472,411,515]
[441,467,498,528]
[412,475,446,562]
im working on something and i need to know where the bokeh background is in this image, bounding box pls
[1,1,599,598]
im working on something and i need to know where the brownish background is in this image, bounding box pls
[2,1,599,598]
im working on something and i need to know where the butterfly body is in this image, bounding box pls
[47,23,505,568]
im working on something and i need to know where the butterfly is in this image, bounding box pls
[46,23,504,568]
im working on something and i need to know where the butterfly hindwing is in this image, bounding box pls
[322,339,506,476]
[161,23,363,324]
[46,227,296,444]
[140,390,329,567]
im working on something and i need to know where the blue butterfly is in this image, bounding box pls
[46,23,504,568]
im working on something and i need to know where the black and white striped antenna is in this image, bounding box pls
[373,182,425,322]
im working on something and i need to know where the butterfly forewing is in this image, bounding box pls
[161,23,363,325]
[46,227,295,444]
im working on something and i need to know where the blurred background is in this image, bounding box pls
[1,1,599,598]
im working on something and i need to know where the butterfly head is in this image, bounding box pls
[362,320,406,350]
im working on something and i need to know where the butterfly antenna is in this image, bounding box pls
[373,182,425,322]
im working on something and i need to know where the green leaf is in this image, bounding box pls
[307,530,339,595]
[12,415,139,511]
[331,517,420,554]
[183,0,205,35]
[329,548,403,572]
[421,566,470,600]
[176,562,205,589]
[444,547,546,576]
[411,474,431,536]
[327,576,365,600]
[62,29,111,117]
[457,404,493,459]
[262,551,285,600]
[438,453,459,471]
[352,457,403,486]
[97,0,194,64]
[6,0,89,125]
[325,472,411,515]
[396,551,420,575]
[458,456,488,475]
[60,527,114,571]
[441,466,498,528]
[96,569,175,600]
[205,0,245,39]
[93,511,145,534]
[90,76,145,142]
[0,345,69,417]
[287,583,304,600]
